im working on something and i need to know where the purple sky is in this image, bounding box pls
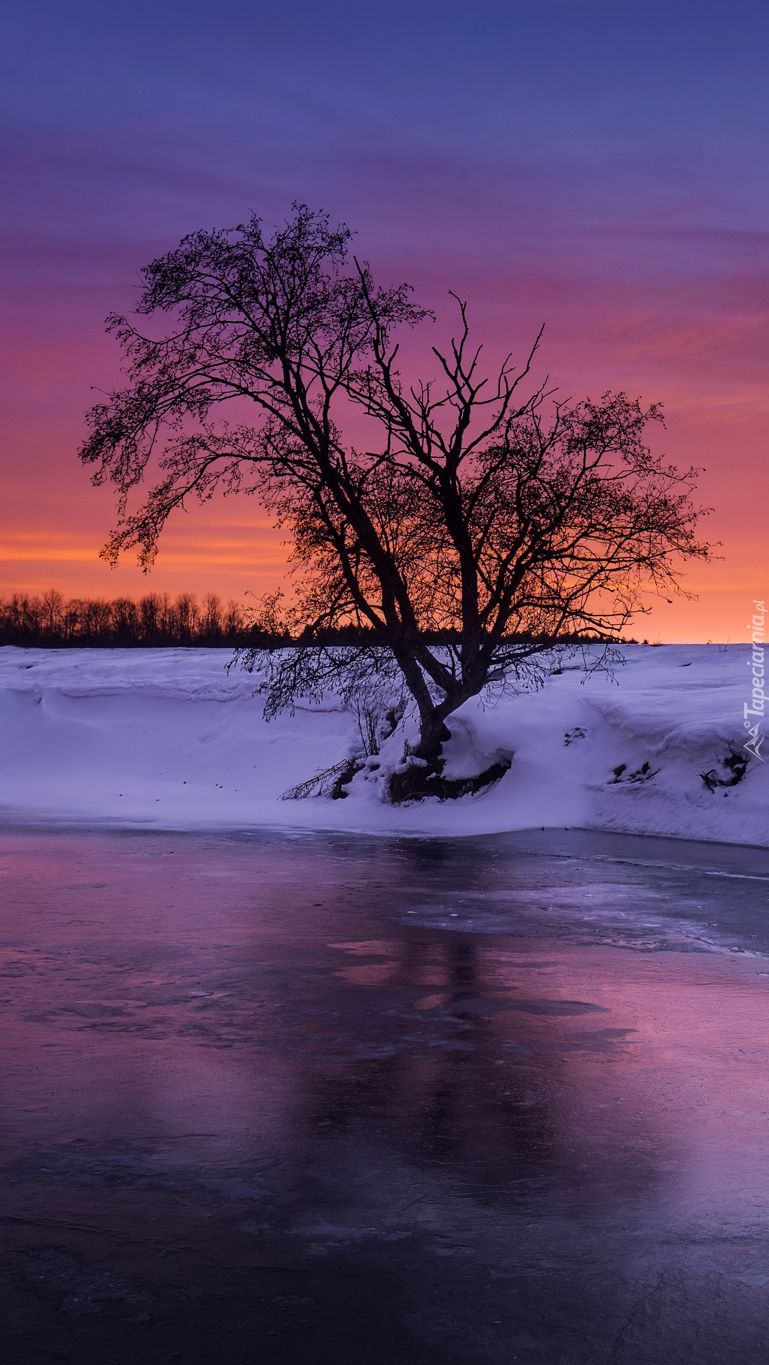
[2,0,768,639]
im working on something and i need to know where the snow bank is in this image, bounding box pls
[0,644,766,845]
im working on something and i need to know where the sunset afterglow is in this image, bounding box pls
[2,0,767,640]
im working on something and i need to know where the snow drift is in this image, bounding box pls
[0,644,766,846]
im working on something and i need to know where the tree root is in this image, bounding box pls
[387,753,512,803]
[281,756,364,800]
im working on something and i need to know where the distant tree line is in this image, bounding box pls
[0,590,254,647]
[0,589,618,651]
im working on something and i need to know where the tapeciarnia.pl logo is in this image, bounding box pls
[744,599,766,763]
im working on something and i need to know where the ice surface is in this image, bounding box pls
[0,643,766,844]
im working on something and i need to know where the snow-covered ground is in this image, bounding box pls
[0,644,766,845]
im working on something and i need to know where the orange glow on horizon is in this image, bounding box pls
[2,265,766,645]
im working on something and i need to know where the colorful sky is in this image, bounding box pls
[2,0,767,641]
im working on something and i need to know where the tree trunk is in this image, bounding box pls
[415,708,452,760]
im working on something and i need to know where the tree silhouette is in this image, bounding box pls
[80,205,708,799]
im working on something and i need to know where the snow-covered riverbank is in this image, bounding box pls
[1,644,765,845]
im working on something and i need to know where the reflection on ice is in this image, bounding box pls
[3,826,769,1362]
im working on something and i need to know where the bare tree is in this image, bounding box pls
[79,205,709,798]
[201,592,224,641]
[40,588,65,638]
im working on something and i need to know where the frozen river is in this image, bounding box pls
[3,825,769,1363]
